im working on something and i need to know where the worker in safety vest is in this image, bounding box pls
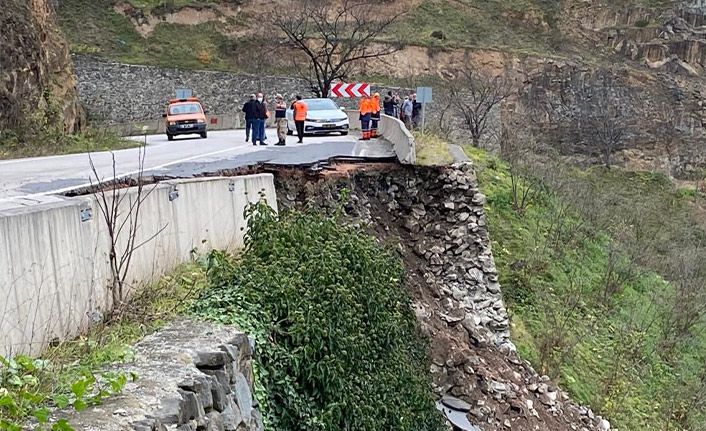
[370,92,381,138]
[291,95,307,143]
[359,95,372,140]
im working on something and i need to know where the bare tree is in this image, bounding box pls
[577,71,626,168]
[273,0,402,97]
[89,147,163,316]
[500,126,540,214]
[658,244,706,357]
[448,70,513,147]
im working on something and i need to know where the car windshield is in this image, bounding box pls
[169,103,202,115]
[304,99,339,111]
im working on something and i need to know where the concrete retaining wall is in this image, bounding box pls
[105,114,245,136]
[0,175,277,356]
[346,110,416,164]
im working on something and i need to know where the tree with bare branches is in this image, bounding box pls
[89,147,164,315]
[273,0,402,97]
[574,70,627,169]
[448,70,513,147]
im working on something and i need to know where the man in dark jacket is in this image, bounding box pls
[383,91,397,117]
[252,92,268,146]
[242,94,256,142]
[412,93,422,129]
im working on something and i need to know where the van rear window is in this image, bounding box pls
[169,103,202,115]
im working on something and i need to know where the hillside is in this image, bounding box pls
[56,0,706,175]
[55,0,692,70]
[23,1,706,430]
[463,145,706,430]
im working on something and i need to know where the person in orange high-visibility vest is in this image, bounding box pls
[291,95,308,143]
[370,92,381,138]
[359,95,372,140]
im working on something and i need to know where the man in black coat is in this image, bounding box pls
[242,94,256,142]
[412,94,422,129]
[252,93,268,146]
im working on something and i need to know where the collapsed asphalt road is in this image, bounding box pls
[0,128,394,210]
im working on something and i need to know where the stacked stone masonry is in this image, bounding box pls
[59,320,263,431]
[72,56,406,124]
[72,55,310,123]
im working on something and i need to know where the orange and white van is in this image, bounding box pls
[163,98,208,141]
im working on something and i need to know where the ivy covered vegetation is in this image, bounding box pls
[192,201,443,431]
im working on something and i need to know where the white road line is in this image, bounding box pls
[0,145,244,204]
[0,145,150,166]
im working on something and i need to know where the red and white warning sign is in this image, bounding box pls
[329,82,370,98]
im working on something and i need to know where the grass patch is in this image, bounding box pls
[192,201,443,431]
[390,0,568,57]
[45,262,208,371]
[0,120,138,160]
[125,0,220,14]
[463,145,706,430]
[414,131,454,165]
[58,0,254,72]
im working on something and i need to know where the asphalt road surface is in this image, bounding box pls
[0,129,394,209]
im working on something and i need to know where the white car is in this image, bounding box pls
[286,98,349,136]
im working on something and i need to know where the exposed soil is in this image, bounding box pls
[114,2,230,37]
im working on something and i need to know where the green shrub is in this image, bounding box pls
[463,144,706,430]
[0,356,129,431]
[192,201,443,431]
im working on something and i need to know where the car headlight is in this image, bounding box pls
[197,119,206,124]
[168,121,176,126]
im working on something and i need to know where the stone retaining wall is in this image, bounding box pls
[72,56,423,125]
[59,319,263,431]
[274,164,613,431]
[73,56,309,123]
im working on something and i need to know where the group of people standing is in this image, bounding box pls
[359,91,423,139]
[242,93,308,146]
[392,92,423,130]
[241,88,422,146]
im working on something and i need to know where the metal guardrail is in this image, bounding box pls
[101,114,246,136]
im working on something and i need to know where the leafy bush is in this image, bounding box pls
[193,201,443,431]
[0,356,129,431]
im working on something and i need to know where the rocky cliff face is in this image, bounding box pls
[1,0,82,132]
